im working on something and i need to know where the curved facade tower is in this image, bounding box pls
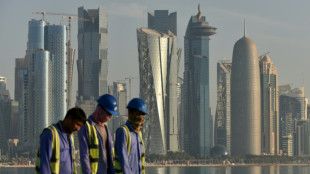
[231,26,261,155]
[137,27,180,154]
[182,5,216,157]
[33,50,52,146]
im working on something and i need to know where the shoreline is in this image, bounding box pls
[145,163,310,167]
[1,163,309,168]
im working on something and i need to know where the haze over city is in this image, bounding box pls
[1,0,309,114]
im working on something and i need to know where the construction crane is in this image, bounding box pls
[258,51,270,60]
[32,11,89,108]
[32,12,77,21]
[62,16,89,108]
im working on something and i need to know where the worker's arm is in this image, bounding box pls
[39,129,53,174]
[115,128,132,174]
[78,125,92,174]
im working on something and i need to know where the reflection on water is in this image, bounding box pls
[0,166,310,174]
[146,166,310,174]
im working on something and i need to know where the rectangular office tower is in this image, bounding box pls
[215,61,232,154]
[137,27,181,154]
[77,6,108,101]
[259,55,279,155]
[182,6,216,157]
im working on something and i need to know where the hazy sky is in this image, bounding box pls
[1,0,309,115]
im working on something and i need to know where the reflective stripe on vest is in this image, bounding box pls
[85,121,99,174]
[35,125,77,174]
[114,125,145,174]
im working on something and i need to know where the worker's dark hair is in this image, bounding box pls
[65,107,87,123]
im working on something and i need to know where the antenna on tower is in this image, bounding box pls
[244,18,247,37]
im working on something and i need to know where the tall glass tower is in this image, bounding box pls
[45,25,67,123]
[137,27,180,154]
[182,5,216,157]
[77,6,108,101]
[215,61,232,154]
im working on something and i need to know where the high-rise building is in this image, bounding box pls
[33,50,52,146]
[285,87,308,120]
[215,61,232,154]
[112,82,127,116]
[182,5,216,157]
[148,10,177,35]
[137,27,180,154]
[259,55,279,155]
[14,57,28,148]
[45,25,67,123]
[0,75,11,154]
[231,23,261,155]
[0,75,6,90]
[26,20,46,151]
[177,77,184,150]
[295,120,310,156]
[279,95,300,155]
[77,6,108,101]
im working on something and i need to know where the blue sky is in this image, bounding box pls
[1,0,310,114]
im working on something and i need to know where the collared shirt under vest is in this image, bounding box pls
[78,116,115,174]
[114,121,145,174]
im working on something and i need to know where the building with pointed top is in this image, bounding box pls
[182,5,216,157]
[231,22,261,155]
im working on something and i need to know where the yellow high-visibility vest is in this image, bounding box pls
[114,125,145,174]
[35,125,77,174]
[84,121,100,174]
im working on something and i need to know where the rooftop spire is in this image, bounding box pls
[197,4,202,21]
[244,18,247,37]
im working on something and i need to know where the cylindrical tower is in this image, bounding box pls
[231,31,261,155]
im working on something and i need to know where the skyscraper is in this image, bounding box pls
[0,75,11,154]
[259,55,279,155]
[182,5,216,157]
[148,10,177,35]
[77,6,108,101]
[215,60,232,154]
[231,23,261,155]
[137,27,180,154]
[26,20,46,151]
[45,25,67,123]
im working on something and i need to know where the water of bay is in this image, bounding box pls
[1,165,310,174]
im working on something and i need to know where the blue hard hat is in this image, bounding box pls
[97,94,118,115]
[127,98,147,115]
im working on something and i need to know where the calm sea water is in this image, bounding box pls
[1,166,310,174]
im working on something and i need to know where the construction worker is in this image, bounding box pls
[78,94,118,174]
[114,98,147,174]
[35,107,87,174]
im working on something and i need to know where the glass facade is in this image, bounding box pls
[182,8,216,157]
[137,27,180,154]
[33,50,52,147]
[77,6,108,101]
[215,61,232,154]
[45,25,67,123]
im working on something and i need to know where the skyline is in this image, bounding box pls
[1,0,310,115]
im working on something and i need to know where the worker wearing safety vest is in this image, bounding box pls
[35,107,87,174]
[78,94,118,174]
[114,98,147,174]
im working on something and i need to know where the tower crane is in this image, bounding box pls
[32,11,89,108]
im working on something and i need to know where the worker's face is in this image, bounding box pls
[66,117,84,134]
[97,106,113,123]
